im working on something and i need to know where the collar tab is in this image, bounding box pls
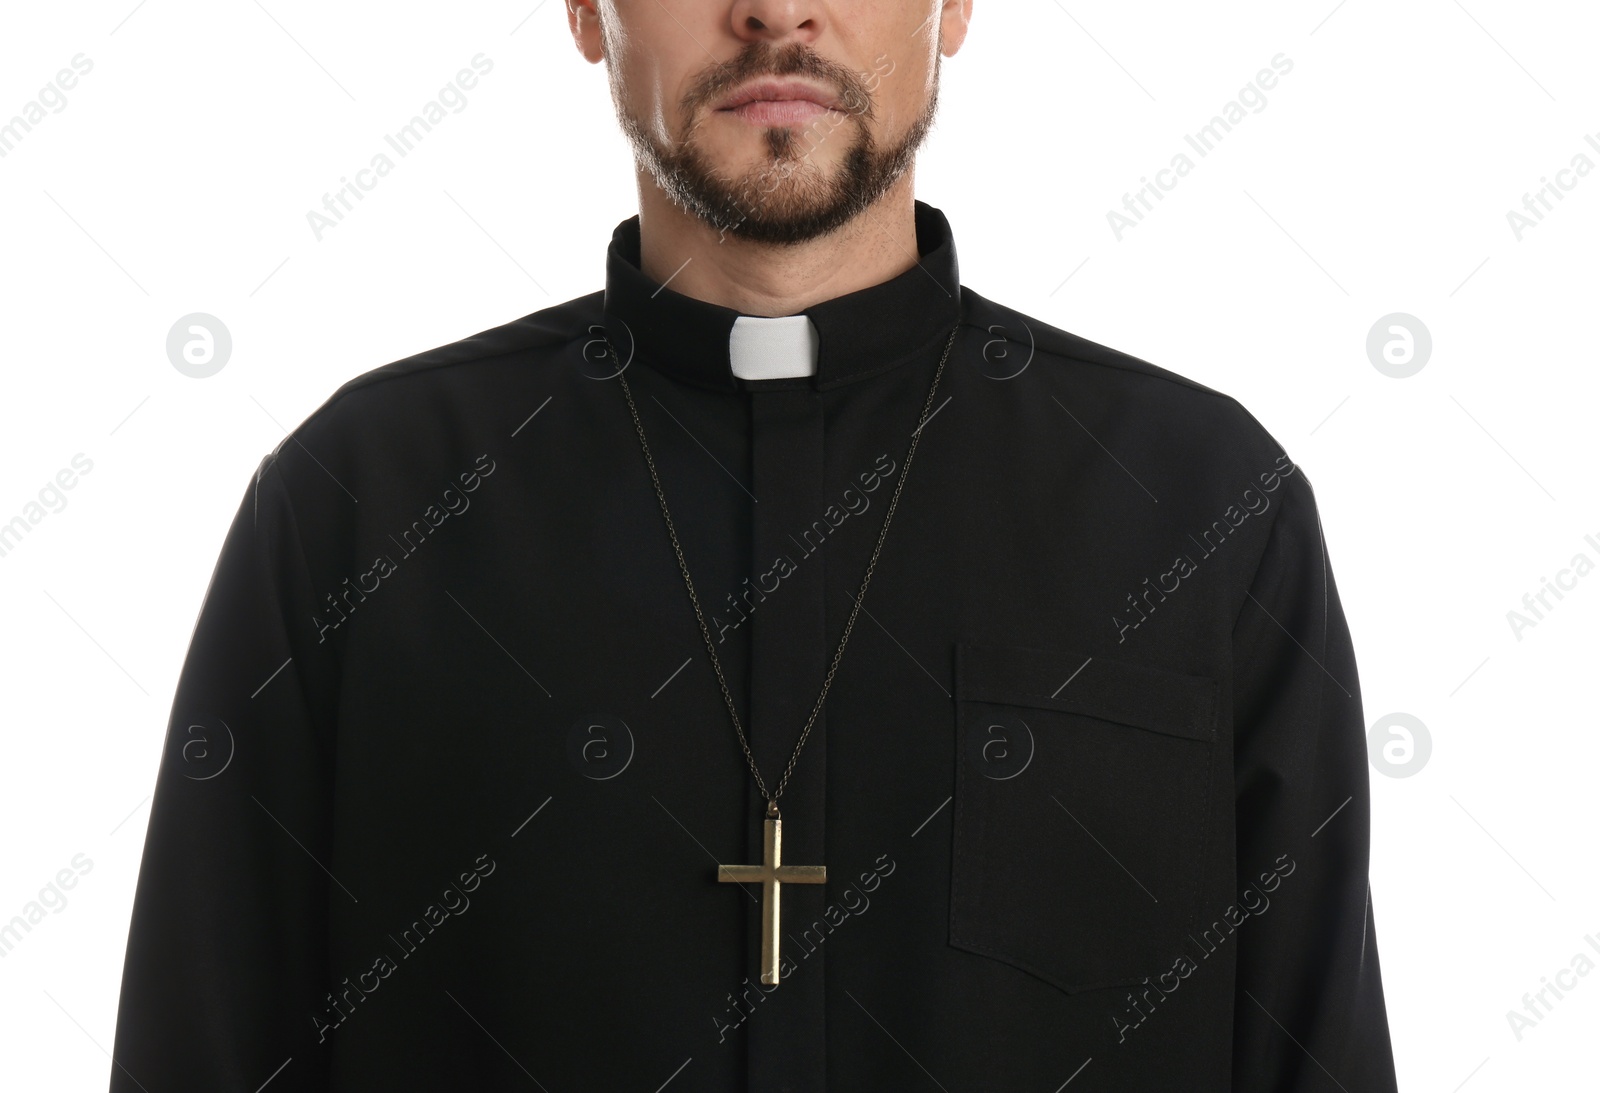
[729,315,818,380]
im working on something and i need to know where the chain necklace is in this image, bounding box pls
[607,324,958,985]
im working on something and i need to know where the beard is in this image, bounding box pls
[612,41,939,246]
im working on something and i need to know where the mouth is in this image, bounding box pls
[713,79,845,127]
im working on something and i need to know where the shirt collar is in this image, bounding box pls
[602,200,962,393]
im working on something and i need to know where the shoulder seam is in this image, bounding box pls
[955,312,1235,402]
[270,302,599,449]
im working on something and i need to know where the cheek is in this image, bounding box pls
[613,46,674,138]
[872,58,935,129]
[862,23,938,120]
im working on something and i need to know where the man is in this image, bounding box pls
[110,1,1400,1089]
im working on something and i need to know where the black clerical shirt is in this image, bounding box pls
[109,202,1400,1091]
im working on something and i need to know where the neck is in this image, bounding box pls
[636,171,920,317]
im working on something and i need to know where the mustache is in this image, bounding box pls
[681,42,876,121]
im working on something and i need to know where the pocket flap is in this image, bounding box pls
[956,642,1217,743]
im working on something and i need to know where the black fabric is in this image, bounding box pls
[109,201,1400,1091]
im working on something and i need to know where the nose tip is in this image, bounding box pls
[732,1,825,45]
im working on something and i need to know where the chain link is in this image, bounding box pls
[608,325,959,819]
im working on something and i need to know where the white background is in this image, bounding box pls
[1,1,1597,1088]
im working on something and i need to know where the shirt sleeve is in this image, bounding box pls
[110,452,337,1093]
[1228,466,1400,1091]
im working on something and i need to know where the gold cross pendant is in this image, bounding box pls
[717,812,826,985]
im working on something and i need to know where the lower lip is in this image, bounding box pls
[722,99,837,127]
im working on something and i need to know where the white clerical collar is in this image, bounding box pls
[729,314,819,380]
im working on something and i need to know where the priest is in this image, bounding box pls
[109,1,1400,1089]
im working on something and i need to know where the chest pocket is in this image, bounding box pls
[949,640,1219,995]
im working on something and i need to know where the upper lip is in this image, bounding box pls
[715,78,842,112]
